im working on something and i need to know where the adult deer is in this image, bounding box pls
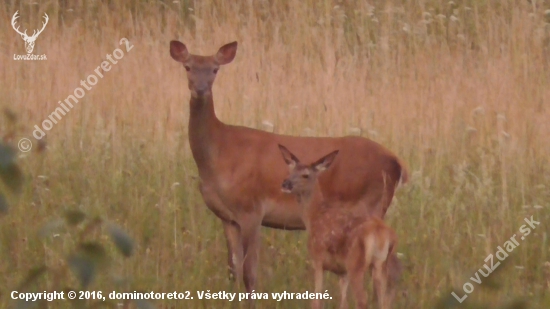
[278,144,398,309]
[169,40,407,295]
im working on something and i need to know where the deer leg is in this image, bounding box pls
[198,183,244,286]
[242,223,261,292]
[222,220,244,285]
[338,275,349,309]
[349,270,367,309]
[312,261,324,309]
[370,265,379,306]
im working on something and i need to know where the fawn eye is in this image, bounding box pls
[213,68,219,74]
[302,174,309,179]
[184,66,191,72]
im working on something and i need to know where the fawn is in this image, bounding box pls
[278,144,399,309]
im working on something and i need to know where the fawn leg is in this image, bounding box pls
[349,270,367,309]
[312,261,324,309]
[373,261,389,309]
[338,275,350,309]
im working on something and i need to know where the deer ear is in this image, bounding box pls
[278,144,300,170]
[170,40,189,63]
[312,150,339,172]
[215,41,238,65]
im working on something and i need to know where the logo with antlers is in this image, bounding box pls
[11,11,49,54]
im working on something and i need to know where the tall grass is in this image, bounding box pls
[1,0,549,308]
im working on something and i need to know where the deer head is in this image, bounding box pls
[170,40,237,99]
[278,144,339,196]
[12,11,49,54]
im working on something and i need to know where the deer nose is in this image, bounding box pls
[195,85,209,96]
[281,180,293,192]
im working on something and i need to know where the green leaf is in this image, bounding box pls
[16,265,48,291]
[0,193,8,214]
[64,209,87,226]
[38,219,66,239]
[4,108,17,123]
[0,143,23,193]
[0,143,16,168]
[107,223,134,257]
[135,299,156,309]
[78,242,108,265]
[68,255,96,289]
[0,162,24,194]
[67,243,108,290]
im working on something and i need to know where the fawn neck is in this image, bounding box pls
[297,181,326,230]
[188,94,223,177]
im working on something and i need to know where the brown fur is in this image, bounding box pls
[278,144,398,309]
[169,40,408,296]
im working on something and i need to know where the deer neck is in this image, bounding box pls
[297,182,325,231]
[188,95,223,177]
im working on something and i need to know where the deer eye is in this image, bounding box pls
[213,68,219,74]
[302,174,309,179]
[184,65,191,72]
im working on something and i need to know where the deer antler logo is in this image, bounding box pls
[11,11,49,54]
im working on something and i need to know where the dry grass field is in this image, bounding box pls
[1,0,550,308]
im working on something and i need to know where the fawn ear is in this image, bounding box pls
[278,144,300,170]
[312,150,339,172]
[215,41,238,65]
[170,40,189,63]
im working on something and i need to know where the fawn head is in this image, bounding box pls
[278,144,339,196]
[170,41,238,98]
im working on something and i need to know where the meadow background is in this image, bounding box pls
[1,0,550,308]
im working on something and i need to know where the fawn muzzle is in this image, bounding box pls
[281,179,293,193]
